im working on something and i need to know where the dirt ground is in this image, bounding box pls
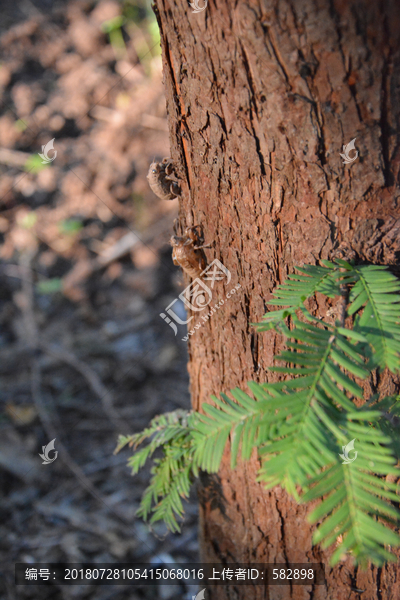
[0,1,199,598]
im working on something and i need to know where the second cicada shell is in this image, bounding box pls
[170,225,211,279]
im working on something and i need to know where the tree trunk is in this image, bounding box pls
[154,0,400,597]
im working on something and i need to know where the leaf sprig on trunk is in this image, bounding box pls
[116,261,400,566]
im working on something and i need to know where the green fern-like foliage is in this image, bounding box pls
[115,410,196,532]
[257,319,369,490]
[346,265,400,372]
[254,262,341,331]
[118,261,400,566]
[303,415,400,567]
[191,388,272,472]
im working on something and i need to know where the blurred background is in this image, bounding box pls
[0,1,198,598]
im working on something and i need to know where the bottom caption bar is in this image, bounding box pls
[16,563,325,586]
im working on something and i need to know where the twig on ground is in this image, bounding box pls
[0,147,31,167]
[40,342,128,433]
[19,251,133,523]
[18,251,128,432]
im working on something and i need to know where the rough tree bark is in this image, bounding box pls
[153,0,400,598]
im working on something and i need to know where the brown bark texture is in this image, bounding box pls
[153,0,400,598]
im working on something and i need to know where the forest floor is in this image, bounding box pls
[0,2,198,599]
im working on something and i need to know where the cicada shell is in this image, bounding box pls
[147,157,181,201]
[170,225,211,279]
